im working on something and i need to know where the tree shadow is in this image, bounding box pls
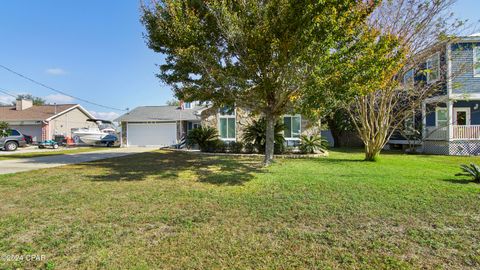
[82,150,263,186]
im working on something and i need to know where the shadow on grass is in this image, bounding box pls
[441,178,476,185]
[83,150,264,185]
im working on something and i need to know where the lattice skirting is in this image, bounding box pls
[424,140,480,156]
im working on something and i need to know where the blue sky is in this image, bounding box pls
[0,0,479,120]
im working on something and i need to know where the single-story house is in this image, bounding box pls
[115,102,321,147]
[0,99,96,143]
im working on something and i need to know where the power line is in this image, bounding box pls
[0,87,17,98]
[0,64,127,111]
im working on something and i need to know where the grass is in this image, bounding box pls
[0,147,104,160]
[0,149,479,269]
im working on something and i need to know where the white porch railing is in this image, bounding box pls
[452,125,480,140]
[425,125,480,140]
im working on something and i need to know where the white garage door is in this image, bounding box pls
[127,122,177,147]
[9,125,42,142]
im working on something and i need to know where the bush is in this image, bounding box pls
[0,121,9,137]
[299,135,328,154]
[456,163,480,183]
[242,118,285,153]
[244,142,256,154]
[202,139,227,153]
[186,127,218,152]
[274,142,285,154]
[228,141,244,153]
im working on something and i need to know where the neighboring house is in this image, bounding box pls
[389,33,480,155]
[116,101,321,147]
[0,99,96,143]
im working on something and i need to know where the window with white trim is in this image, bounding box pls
[219,106,235,140]
[184,102,192,109]
[403,69,415,89]
[474,45,480,77]
[436,107,448,127]
[426,53,440,83]
[283,115,301,139]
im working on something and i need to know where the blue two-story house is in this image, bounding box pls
[422,33,480,155]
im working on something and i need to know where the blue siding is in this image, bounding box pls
[454,100,480,125]
[425,101,480,126]
[451,42,480,94]
[426,103,442,127]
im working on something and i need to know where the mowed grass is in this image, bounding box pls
[0,147,103,161]
[0,149,479,269]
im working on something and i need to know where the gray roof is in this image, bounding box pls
[115,106,205,122]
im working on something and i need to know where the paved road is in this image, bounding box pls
[0,147,155,175]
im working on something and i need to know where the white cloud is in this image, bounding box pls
[45,68,67,75]
[0,95,15,105]
[90,111,120,121]
[44,94,75,104]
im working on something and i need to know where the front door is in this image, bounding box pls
[453,108,470,126]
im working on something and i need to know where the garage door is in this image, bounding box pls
[9,125,43,143]
[127,122,177,147]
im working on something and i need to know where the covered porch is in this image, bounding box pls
[422,94,480,155]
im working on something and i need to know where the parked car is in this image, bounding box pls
[0,129,27,151]
[100,134,118,147]
[23,134,33,145]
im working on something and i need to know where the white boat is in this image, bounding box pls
[72,120,117,145]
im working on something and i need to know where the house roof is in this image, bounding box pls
[0,104,93,122]
[115,106,205,122]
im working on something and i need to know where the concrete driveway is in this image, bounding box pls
[0,147,155,175]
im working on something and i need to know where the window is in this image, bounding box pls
[187,122,201,132]
[9,130,20,136]
[474,46,480,77]
[219,106,235,140]
[426,53,440,83]
[184,102,192,109]
[284,115,301,139]
[403,69,415,89]
[436,107,448,127]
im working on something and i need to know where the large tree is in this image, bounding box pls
[301,0,462,161]
[142,0,378,165]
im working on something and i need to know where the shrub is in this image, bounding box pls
[242,118,285,153]
[186,127,218,152]
[244,142,256,154]
[299,135,328,154]
[0,121,9,137]
[456,163,480,183]
[228,141,244,153]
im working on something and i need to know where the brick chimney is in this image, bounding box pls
[16,99,33,111]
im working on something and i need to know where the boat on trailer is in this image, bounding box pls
[72,119,117,145]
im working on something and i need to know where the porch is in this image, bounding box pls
[425,125,480,140]
[422,96,480,155]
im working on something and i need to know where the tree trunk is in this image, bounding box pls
[264,112,275,166]
[364,145,380,161]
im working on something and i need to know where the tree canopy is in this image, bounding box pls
[142,0,380,164]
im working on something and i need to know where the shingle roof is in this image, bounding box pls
[114,106,205,122]
[0,104,78,121]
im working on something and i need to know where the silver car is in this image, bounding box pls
[0,129,27,151]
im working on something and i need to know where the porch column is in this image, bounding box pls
[422,101,426,141]
[447,100,453,141]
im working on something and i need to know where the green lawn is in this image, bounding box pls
[0,147,104,161]
[0,149,479,269]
